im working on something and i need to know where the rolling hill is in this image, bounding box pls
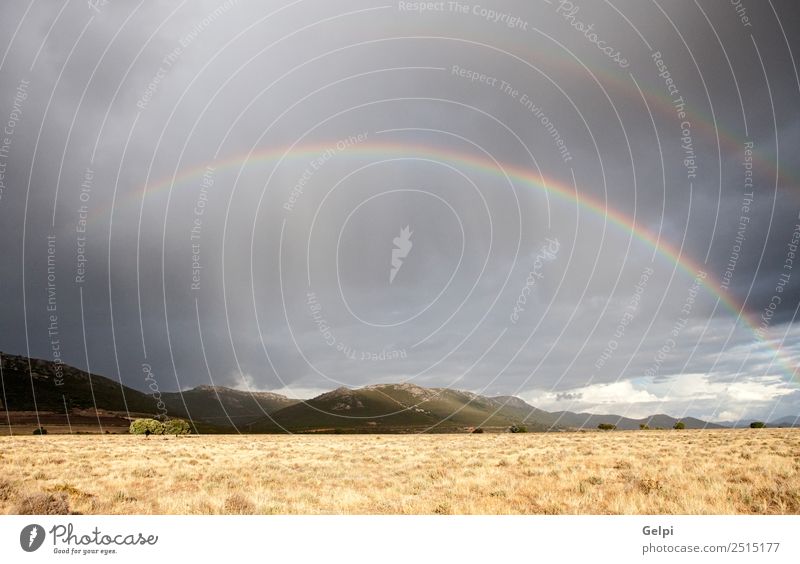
[2,351,729,433]
[0,352,296,431]
[246,383,555,433]
[161,385,299,426]
[543,410,723,430]
[0,352,157,414]
[768,415,800,428]
[247,384,724,432]
[718,416,800,428]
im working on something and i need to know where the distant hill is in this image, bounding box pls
[0,352,158,414]
[0,352,295,430]
[162,386,299,426]
[769,415,800,428]
[714,416,800,428]
[2,351,727,433]
[545,410,724,430]
[247,384,724,432]
[246,383,555,433]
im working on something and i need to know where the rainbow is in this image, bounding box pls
[115,138,796,382]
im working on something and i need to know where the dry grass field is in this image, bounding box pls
[1,429,799,514]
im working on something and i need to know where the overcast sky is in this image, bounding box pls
[1,0,799,422]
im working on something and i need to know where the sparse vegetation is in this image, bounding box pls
[0,478,15,501]
[673,421,686,430]
[597,423,616,431]
[509,425,527,433]
[1,430,798,514]
[32,427,47,435]
[14,492,70,515]
[224,493,255,514]
[639,424,650,430]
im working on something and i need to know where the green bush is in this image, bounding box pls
[509,425,527,433]
[471,427,484,434]
[164,419,190,436]
[597,423,616,431]
[129,418,165,435]
[639,424,650,430]
[750,421,766,428]
[673,421,686,430]
[32,427,47,435]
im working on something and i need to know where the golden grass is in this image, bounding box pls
[1,429,799,514]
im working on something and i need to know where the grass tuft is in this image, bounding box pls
[14,492,71,515]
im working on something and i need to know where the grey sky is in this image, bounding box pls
[1,0,799,422]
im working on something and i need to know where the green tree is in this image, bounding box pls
[164,418,190,436]
[639,423,650,430]
[129,418,165,435]
[32,427,48,435]
[509,425,527,433]
[597,423,616,431]
[750,421,766,428]
[673,421,686,430]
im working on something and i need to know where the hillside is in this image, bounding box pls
[769,415,800,428]
[0,352,296,431]
[246,383,549,433]
[2,351,728,433]
[0,352,157,414]
[718,416,800,428]
[162,385,299,426]
[545,410,723,430]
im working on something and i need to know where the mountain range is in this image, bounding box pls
[1,351,793,433]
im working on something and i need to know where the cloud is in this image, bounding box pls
[522,373,798,420]
[265,386,329,400]
[223,372,267,392]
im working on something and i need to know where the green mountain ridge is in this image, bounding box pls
[0,352,158,415]
[1,351,732,432]
[246,383,554,432]
[161,385,299,427]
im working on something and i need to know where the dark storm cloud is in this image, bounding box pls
[1,0,799,421]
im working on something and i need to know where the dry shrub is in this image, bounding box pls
[636,478,663,495]
[750,483,800,513]
[432,502,451,514]
[48,483,93,501]
[113,491,137,503]
[15,492,71,515]
[224,493,255,514]
[0,478,15,501]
